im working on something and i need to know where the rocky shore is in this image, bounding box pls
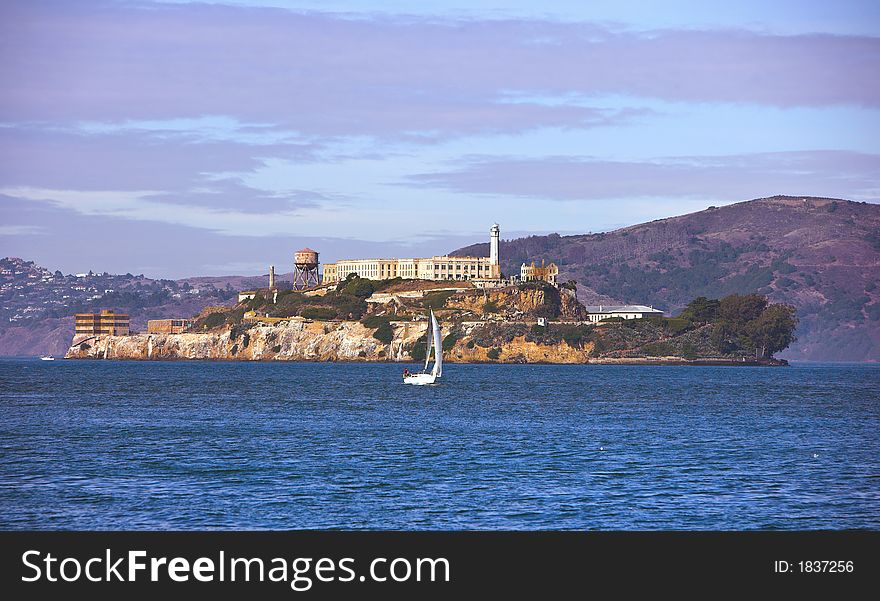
[64,320,783,365]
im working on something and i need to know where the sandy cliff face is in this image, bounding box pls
[64,319,780,365]
[64,318,593,363]
[449,334,592,363]
[66,320,427,361]
[445,286,586,319]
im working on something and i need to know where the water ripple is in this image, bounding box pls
[0,359,878,529]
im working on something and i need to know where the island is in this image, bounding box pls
[65,276,796,365]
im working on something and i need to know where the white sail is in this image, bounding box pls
[431,310,442,378]
[423,311,433,373]
[403,310,442,385]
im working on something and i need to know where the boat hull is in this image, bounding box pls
[403,373,437,385]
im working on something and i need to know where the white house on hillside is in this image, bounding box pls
[586,305,664,322]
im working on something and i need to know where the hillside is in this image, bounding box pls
[0,257,255,356]
[452,196,880,361]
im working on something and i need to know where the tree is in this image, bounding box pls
[300,307,336,320]
[746,304,798,358]
[679,296,719,322]
[718,293,767,326]
[337,274,375,299]
[410,340,427,362]
[483,300,500,314]
[442,332,459,351]
[373,322,394,344]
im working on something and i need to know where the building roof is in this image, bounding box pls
[75,310,129,318]
[586,305,664,314]
[327,255,491,263]
[296,247,318,253]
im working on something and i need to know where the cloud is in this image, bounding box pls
[0,185,324,235]
[0,124,328,217]
[0,224,47,236]
[407,150,880,202]
[143,178,326,213]
[1,1,877,278]
[0,125,316,192]
[0,194,498,278]
[1,1,877,141]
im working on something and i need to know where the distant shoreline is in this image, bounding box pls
[61,354,787,366]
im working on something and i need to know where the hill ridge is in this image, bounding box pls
[452,195,880,361]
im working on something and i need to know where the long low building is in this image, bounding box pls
[322,224,502,284]
[323,255,500,284]
[586,305,664,322]
[147,319,193,334]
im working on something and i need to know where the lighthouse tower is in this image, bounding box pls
[268,265,278,303]
[489,223,500,279]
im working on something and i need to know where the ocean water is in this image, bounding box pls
[0,358,877,530]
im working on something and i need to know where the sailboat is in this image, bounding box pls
[403,310,442,385]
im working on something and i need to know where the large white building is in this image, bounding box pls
[585,305,664,322]
[322,224,502,284]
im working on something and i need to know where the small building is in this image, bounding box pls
[471,278,508,289]
[74,310,130,336]
[238,289,278,304]
[239,266,281,303]
[243,311,301,324]
[147,319,193,334]
[520,259,559,285]
[586,305,664,322]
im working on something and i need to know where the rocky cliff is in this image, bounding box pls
[444,284,586,320]
[64,315,779,365]
[67,320,412,362]
[65,319,597,363]
[65,280,600,362]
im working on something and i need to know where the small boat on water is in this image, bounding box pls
[403,310,442,386]
[40,355,55,361]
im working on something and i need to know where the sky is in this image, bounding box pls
[1,0,878,278]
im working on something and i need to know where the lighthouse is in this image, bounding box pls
[490,223,500,279]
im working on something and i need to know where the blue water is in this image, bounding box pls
[0,358,878,530]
